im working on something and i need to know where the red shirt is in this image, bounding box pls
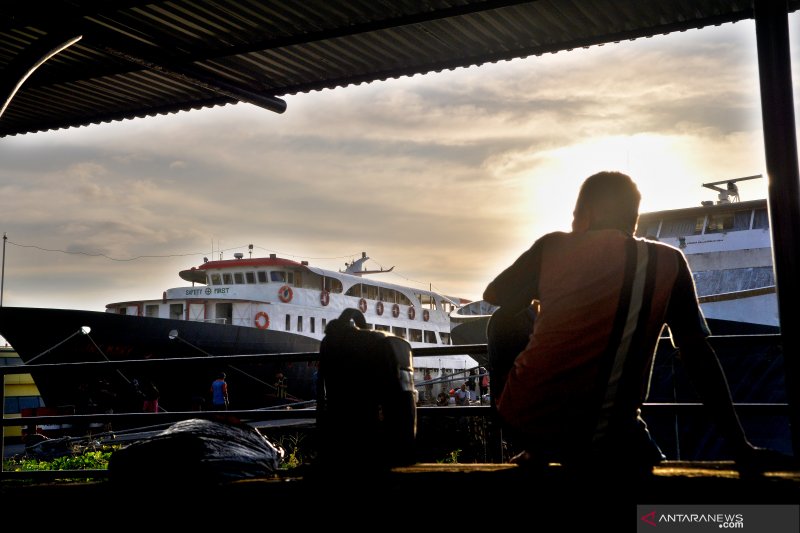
[486,230,709,447]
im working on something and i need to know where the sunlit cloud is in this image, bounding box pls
[0,16,796,326]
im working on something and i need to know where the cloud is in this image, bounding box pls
[0,16,794,317]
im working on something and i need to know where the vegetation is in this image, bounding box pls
[438,449,462,464]
[3,448,114,472]
[274,432,309,469]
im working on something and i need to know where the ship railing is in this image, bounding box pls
[1,334,791,481]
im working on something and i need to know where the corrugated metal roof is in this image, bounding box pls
[2,0,799,137]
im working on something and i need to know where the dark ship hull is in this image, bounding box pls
[0,306,321,414]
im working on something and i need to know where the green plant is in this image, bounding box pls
[3,446,117,472]
[276,433,306,469]
[437,449,462,464]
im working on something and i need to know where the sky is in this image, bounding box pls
[1,15,798,344]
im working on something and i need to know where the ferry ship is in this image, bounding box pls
[0,252,479,414]
[635,174,778,334]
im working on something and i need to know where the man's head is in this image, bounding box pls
[572,171,641,234]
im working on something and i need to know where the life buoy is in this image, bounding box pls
[423,309,430,322]
[408,307,416,320]
[255,311,270,329]
[279,285,293,303]
[320,290,330,306]
[376,301,384,316]
[358,298,367,313]
[392,304,400,318]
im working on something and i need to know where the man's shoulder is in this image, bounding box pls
[636,235,684,255]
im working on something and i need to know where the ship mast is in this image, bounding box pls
[341,252,394,276]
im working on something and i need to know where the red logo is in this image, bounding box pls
[641,511,657,527]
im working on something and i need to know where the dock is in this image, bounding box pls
[1,461,798,529]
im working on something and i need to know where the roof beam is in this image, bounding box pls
[100,45,286,114]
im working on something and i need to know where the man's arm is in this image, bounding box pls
[665,249,763,465]
[483,240,543,312]
[674,335,798,473]
[675,335,749,455]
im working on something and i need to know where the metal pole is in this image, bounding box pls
[1,232,6,307]
[754,0,800,458]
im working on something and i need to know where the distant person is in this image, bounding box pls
[274,372,288,400]
[210,372,229,410]
[483,170,777,477]
[141,379,159,413]
[478,367,490,404]
[423,370,434,403]
[436,391,450,406]
[455,383,470,406]
[466,369,477,401]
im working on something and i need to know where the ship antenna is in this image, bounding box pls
[701,174,762,204]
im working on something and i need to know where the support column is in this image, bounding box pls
[754,0,800,457]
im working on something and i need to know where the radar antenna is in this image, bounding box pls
[701,174,762,204]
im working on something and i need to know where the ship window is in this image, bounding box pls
[170,304,184,319]
[285,314,291,331]
[257,271,268,283]
[397,292,411,306]
[245,272,256,284]
[380,288,396,303]
[705,212,734,234]
[210,273,222,285]
[322,318,327,331]
[392,327,407,339]
[310,317,315,334]
[363,284,379,300]
[145,305,159,318]
[409,329,422,342]
[345,284,362,297]
[0,356,21,367]
[659,216,704,238]
[223,273,233,284]
[441,300,456,313]
[234,272,245,284]
[324,278,343,293]
[304,271,322,289]
[4,396,45,414]
[416,293,436,309]
[733,210,752,231]
[440,332,452,345]
[423,331,437,343]
[297,316,303,332]
[638,220,661,239]
[375,324,390,332]
[753,208,770,229]
[118,307,127,315]
[271,271,286,283]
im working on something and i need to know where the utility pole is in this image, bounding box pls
[1,232,6,307]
